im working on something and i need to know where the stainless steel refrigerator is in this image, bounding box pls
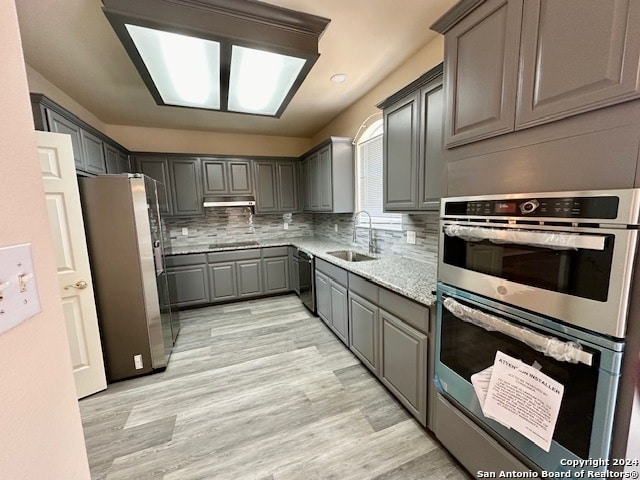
[79,174,178,382]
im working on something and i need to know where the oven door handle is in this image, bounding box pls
[443,297,593,366]
[443,224,605,251]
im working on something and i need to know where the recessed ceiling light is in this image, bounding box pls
[330,73,348,84]
[102,0,330,117]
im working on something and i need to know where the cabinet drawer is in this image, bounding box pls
[379,287,429,334]
[315,258,348,286]
[207,248,261,262]
[165,253,207,267]
[348,273,379,304]
[262,246,289,258]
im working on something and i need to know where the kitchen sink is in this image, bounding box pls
[327,250,376,262]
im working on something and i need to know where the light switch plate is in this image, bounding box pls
[284,222,289,230]
[407,231,416,244]
[181,227,189,236]
[0,243,41,335]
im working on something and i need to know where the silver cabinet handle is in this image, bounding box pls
[64,280,88,290]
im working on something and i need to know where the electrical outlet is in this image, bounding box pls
[134,354,143,369]
[334,224,338,233]
[284,223,289,230]
[181,227,188,236]
[407,231,416,244]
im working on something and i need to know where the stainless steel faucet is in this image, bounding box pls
[353,210,374,255]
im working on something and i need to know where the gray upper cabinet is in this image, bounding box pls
[440,0,523,148]
[104,143,129,174]
[45,109,84,169]
[136,156,173,215]
[31,94,129,176]
[299,138,354,213]
[81,129,107,175]
[378,65,445,211]
[202,159,253,195]
[432,0,640,147]
[254,159,299,214]
[135,155,203,217]
[169,157,203,217]
[382,93,419,210]
[516,0,640,129]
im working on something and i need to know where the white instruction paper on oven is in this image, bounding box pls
[479,351,564,452]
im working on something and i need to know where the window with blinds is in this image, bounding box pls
[356,129,402,230]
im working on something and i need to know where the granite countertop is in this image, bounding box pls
[166,237,438,307]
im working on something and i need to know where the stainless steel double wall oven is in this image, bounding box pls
[435,189,640,474]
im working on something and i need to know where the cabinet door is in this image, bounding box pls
[236,260,263,298]
[81,129,107,175]
[418,80,445,208]
[209,262,237,302]
[349,292,379,374]
[380,309,428,425]
[516,0,640,129]
[118,152,130,173]
[169,158,203,217]
[137,157,172,215]
[202,160,228,194]
[167,264,209,307]
[318,147,333,211]
[384,93,419,210]
[315,270,331,327]
[277,161,298,212]
[330,281,349,346]
[301,158,311,211]
[104,143,120,174]
[263,256,290,294]
[45,109,84,170]
[443,0,523,147]
[309,153,321,210]
[228,160,253,194]
[254,161,278,213]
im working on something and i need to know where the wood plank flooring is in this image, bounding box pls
[79,294,471,480]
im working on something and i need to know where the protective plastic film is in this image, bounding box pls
[442,297,593,366]
[443,224,605,251]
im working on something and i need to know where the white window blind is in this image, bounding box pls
[357,133,402,230]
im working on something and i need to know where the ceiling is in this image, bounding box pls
[15,0,456,138]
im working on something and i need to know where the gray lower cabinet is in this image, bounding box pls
[263,249,290,295]
[209,262,237,301]
[348,292,379,375]
[315,259,349,346]
[347,272,429,426]
[380,309,428,425]
[166,254,210,308]
[289,247,300,295]
[237,259,263,297]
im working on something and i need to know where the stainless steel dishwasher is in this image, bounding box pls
[298,250,315,314]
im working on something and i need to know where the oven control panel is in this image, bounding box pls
[445,195,620,219]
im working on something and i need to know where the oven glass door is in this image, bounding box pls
[442,226,615,301]
[439,224,636,338]
[435,285,623,473]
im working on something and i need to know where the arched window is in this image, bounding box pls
[355,118,402,229]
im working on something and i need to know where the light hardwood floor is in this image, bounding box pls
[79,294,471,480]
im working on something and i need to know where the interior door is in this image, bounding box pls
[36,131,107,399]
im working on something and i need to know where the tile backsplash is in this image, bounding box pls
[165,207,439,263]
[165,208,314,247]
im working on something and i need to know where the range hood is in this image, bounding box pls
[203,196,256,208]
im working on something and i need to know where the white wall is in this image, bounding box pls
[0,1,90,478]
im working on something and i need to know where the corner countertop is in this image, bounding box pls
[166,237,438,307]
